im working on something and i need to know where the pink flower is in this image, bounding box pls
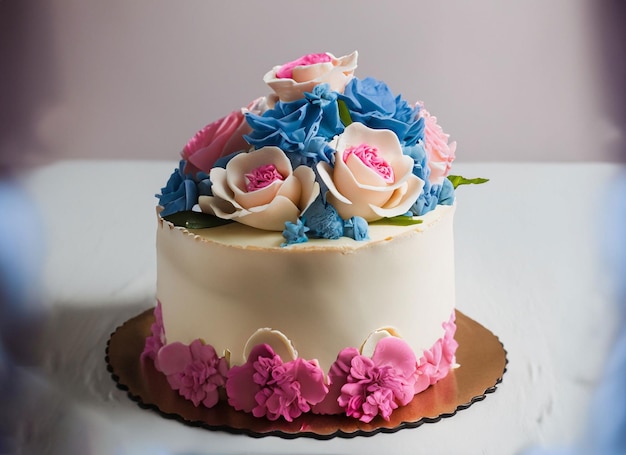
[141,302,165,367]
[414,312,459,394]
[181,97,267,174]
[226,344,328,422]
[418,103,456,184]
[157,339,228,408]
[321,337,418,422]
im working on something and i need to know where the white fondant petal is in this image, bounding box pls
[345,153,389,186]
[234,180,281,209]
[316,161,353,205]
[243,328,298,362]
[292,166,320,211]
[360,328,396,358]
[275,173,301,204]
[370,174,425,218]
[236,195,300,230]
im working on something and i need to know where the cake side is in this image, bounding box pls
[157,204,455,372]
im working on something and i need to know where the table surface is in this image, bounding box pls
[12,160,625,455]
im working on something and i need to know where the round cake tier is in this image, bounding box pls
[156,204,455,371]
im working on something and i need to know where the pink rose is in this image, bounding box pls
[418,103,456,184]
[181,97,267,174]
[264,51,358,103]
[317,122,424,221]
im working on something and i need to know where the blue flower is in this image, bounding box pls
[281,218,310,247]
[302,197,344,240]
[402,142,431,182]
[244,86,340,167]
[339,77,424,146]
[410,177,455,216]
[156,160,199,216]
[343,216,369,241]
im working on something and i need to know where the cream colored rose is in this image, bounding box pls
[198,147,319,231]
[317,123,424,222]
[264,51,358,103]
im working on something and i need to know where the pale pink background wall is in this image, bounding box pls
[1,0,624,167]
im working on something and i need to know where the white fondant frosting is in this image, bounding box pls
[157,204,455,372]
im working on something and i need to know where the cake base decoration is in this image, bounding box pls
[106,309,507,439]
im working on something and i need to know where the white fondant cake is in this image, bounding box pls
[142,51,482,424]
[157,204,455,372]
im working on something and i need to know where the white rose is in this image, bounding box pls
[199,147,319,231]
[317,123,424,222]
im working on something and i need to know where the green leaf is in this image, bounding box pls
[447,175,489,189]
[338,99,353,126]
[163,211,233,229]
[371,216,423,226]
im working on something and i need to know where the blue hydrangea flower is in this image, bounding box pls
[156,160,199,216]
[303,84,344,139]
[402,142,431,182]
[410,177,455,216]
[338,77,424,146]
[343,216,369,241]
[281,218,310,247]
[301,197,344,239]
[244,87,339,166]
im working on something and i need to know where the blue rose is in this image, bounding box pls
[244,86,340,167]
[339,77,424,146]
[157,160,199,216]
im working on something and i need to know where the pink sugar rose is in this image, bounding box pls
[181,97,267,175]
[264,51,358,103]
[418,102,457,185]
[157,339,228,408]
[226,344,328,422]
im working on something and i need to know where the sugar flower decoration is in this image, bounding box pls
[418,102,456,185]
[198,146,320,231]
[156,340,228,408]
[182,97,267,175]
[314,337,418,422]
[317,122,424,221]
[339,77,424,146]
[264,51,358,103]
[226,344,328,421]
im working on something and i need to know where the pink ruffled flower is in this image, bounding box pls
[182,97,267,175]
[226,344,328,422]
[140,302,165,368]
[320,337,418,422]
[418,103,457,185]
[414,312,459,394]
[157,339,228,408]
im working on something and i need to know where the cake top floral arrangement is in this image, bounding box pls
[157,51,485,244]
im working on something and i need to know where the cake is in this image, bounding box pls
[143,51,484,424]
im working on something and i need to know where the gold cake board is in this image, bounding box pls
[106,309,507,439]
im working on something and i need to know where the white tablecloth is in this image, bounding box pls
[10,160,625,454]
